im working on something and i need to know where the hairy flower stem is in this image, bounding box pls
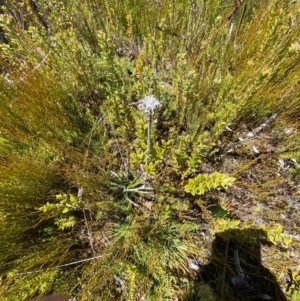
[145,112,152,184]
[136,95,161,186]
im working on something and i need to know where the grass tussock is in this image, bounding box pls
[0,0,300,300]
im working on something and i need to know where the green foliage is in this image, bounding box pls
[184,172,236,196]
[291,274,300,301]
[212,218,241,234]
[184,282,218,301]
[261,224,292,247]
[0,270,58,301]
[39,193,82,214]
[53,216,76,231]
[0,0,300,300]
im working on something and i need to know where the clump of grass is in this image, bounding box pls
[0,0,300,300]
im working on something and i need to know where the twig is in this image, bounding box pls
[83,209,96,255]
[102,231,111,244]
[228,13,235,43]
[78,188,96,255]
[123,186,153,193]
[5,51,52,86]
[15,255,104,276]
[224,113,278,156]
[31,51,52,73]
[221,239,230,301]
[246,113,278,138]
[234,3,247,40]
[234,249,245,279]
[200,1,242,51]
